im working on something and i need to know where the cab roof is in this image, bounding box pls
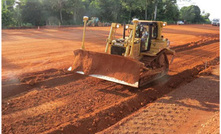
[137,20,163,25]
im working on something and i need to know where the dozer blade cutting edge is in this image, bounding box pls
[67,69,139,87]
[68,49,143,87]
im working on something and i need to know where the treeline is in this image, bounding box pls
[2,0,211,28]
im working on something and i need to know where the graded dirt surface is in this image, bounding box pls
[2,24,220,134]
[98,66,219,134]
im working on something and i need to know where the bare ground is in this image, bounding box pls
[98,65,219,134]
[1,24,220,134]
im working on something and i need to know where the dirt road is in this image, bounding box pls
[2,24,219,134]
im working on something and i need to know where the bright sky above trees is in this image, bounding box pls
[177,0,221,20]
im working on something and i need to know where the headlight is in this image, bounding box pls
[125,25,129,29]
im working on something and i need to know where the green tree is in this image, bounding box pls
[121,0,145,22]
[2,0,15,9]
[87,0,122,22]
[180,5,202,23]
[21,0,45,26]
[88,0,101,17]
[2,0,16,27]
[48,0,68,24]
[2,8,14,27]
[66,0,86,24]
[2,0,210,27]
[201,12,211,23]
[13,0,25,27]
[157,0,179,22]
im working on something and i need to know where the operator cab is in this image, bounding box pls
[110,20,166,57]
[133,21,158,52]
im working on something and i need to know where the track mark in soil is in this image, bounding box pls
[172,38,219,52]
[2,68,69,85]
[2,25,219,134]
[2,99,66,123]
[2,73,86,99]
[99,68,219,133]
[45,57,219,134]
[2,37,219,100]
[2,76,105,115]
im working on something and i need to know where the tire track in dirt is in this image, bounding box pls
[2,37,219,99]
[172,44,219,70]
[2,25,219,133]
[2,99,66,124]
[2,76,108,114]
[172,38,219,52]
[2,40,219,134]
[45,57,219,134]
[2,39,219,110]
[2,25,218,81]
[98,67,219,134]
[2,80,130,133]
[2,72,83,99]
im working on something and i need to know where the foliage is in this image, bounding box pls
[1,0,212,28]
[201,12,211,24]
[157,0,179,22]
[2,0,16,27]
[21,0,45,26]
[2,8,14,27]
[180,5,204,23]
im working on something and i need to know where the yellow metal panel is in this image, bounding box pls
[82,16,89,50]
[149,39,167,54]
[105,23,117,53]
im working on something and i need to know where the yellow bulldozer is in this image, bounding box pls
[68,16,175,88]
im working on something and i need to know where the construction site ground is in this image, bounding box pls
[2,24,220,134]
[99,65,219,134]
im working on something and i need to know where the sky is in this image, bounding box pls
[177,0,221,20]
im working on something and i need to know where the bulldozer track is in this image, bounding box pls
[139,51,169,87]
[2,25,219,134]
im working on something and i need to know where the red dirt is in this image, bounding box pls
[99,66,219,134]
[1,24,220,134]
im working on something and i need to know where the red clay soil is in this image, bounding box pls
[2,25,219,83]
[98,66,219,134]
[1,24,220,134]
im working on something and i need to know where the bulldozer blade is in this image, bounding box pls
[68,49,143,87]
[75,71,139,87]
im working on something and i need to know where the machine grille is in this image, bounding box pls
[111,45,126,56]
